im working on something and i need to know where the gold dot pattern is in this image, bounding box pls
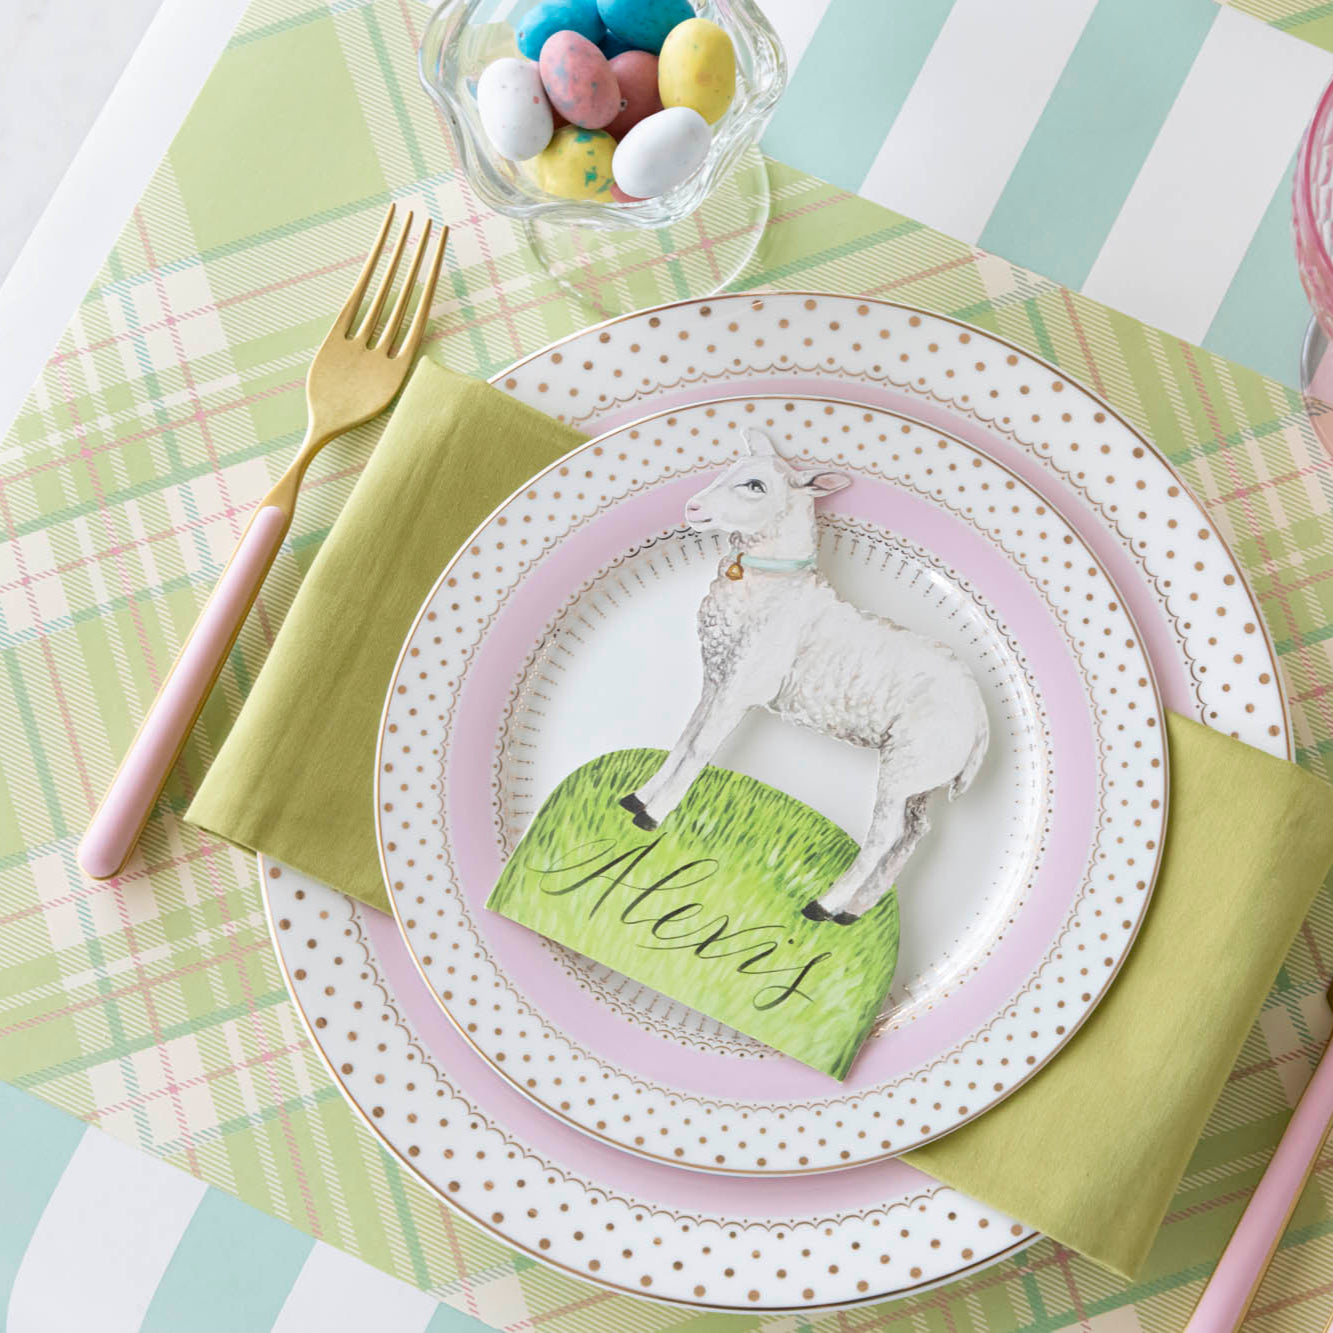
[266,858,1036,1310]
[495,293,1287,757]
[381,396,1168,1177]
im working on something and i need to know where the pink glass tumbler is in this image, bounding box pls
[1294,75,1333,403]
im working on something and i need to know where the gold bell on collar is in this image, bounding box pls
[725,559,744,581]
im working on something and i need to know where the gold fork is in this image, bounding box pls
[78,204,447,880]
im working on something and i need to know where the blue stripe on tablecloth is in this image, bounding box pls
[978,0,1216,289]
[762,0,957,195]
[0,1083,500,1332]
[139,1187,316,1333]
[0,1081,85,1314]
[1205,150,1310,383]
[425,1303,500,1331]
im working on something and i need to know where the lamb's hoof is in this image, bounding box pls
[619,793,646,815]
[802,902,832,922]
[833,911,859,926]
[632,810,659,831]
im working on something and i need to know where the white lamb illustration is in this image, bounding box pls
[619,428,989,924]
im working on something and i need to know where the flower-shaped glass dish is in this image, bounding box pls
[419,0,786,231]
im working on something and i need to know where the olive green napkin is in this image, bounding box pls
[188,360,583,912]
[187,357,1333,1279]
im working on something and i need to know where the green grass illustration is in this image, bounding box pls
[487,749,900,1079]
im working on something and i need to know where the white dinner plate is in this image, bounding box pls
[261,295,1289,1311]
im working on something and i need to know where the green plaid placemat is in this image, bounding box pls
[1221,0,1333,50]
[5,0,1333,1328]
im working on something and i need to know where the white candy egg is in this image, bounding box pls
[611,106,710,199]
[478,58,554,161]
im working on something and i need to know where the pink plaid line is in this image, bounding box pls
[132,211,246,564]
[868,251,977,295]
[1255,562,1333,605]
[0,933,273,1037]
[1163,1157,1333,1227]
[1304,919,1328,980]
[1207,452,1333,507]
[1059,292,1112,402]
[521,1286,619,1328]
[50,253,368,364]
[1051,1245,1092,1329]
[1229,1040,1325,1083]
[1251,1272,1333,1321]
[0,833,239,929]
[435,1202,484,1321]
[84,1036,311,1123]
[2,376,307,491]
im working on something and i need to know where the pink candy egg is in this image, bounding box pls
[539,31,621,130]
[605,50,662,140]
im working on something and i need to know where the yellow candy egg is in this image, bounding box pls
[658,18,735,125]
[534,125,616,201]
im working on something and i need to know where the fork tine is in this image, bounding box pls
[356,210,414,343]
[377,217,433,352]
[335,203,396,335]
[393,224,448,360]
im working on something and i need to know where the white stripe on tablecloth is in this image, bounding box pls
[759,0,837,74]
[856,0,1099,242]
[1083,5,1333,343]
[6,1129,206,1333]
[270,1241,442,1333]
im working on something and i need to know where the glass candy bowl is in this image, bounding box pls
[419,0,787,314]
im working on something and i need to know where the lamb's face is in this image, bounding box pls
[683,453,799,535]
[683,428,852,536]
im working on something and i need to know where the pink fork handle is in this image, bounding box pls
[77,505,290,880]
[1186,1035,1333,1331]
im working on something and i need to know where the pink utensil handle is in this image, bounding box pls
[1186,1035,1333,1332]
[77,505,290,880]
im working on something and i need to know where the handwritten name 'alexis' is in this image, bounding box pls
[525,839,831,1011]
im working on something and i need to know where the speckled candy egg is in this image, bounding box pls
[658,17,735,124]
[605,50,662,139]
[535,125,616,200]
[515,0,604,60]
[477,58,555,161]
[596,0,694,55]
[611,105,710,198]
[539,31,621,129]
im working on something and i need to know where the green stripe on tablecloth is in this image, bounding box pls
[1204,152,1309,383]
[0,1084,85,1310]
[762,0,956,193]
[979,0,1215,288]
[139,1189,315,1332]
[1224,0,1333,48]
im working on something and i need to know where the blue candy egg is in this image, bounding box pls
[595,0,694,55]
[515,0,605,61]
[599,29,638,59]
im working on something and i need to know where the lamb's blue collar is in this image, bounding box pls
[737,553,817,574]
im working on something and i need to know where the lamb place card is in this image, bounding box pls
[486,429,989,1080]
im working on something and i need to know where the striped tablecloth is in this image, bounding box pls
[5,1,1333,1330]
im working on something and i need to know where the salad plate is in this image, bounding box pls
[377,395,1169,1173]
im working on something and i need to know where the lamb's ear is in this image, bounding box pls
[742,427,777,457]
[799,470,852,496]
